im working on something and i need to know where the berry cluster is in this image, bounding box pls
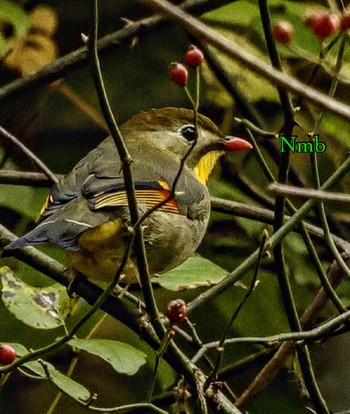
[169,45,204,87]
[272,7,350,45]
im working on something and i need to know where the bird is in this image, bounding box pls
[4,107,252,284]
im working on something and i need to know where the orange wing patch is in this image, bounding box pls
[40,179,179,217]
[89,180,179,213]
[92,188,178,213]
[40,194,54,216]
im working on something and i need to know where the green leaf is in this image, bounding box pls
[69,338,146,375]
[47,364,91,402]
[23,360,47,376]
[12,348,91,402]
[1,267,71,329]
[0,0,30,54]
[21,359,91,402]
[154,256,228,291]
[0,0,30,36]
[204,0,259,27]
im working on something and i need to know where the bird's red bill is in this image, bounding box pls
[225,136,253,151]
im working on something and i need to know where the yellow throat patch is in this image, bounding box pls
[194,151,224,185]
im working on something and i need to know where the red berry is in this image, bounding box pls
[166,299,187,325]
[341,9,350,31]
[272,21,295,45]
[0,344,16,365]
[185,45,204,68]
[305,11,340,40]
[169,63,188,87]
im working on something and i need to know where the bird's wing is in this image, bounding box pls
[4,174,181,251]
[5,196,112,251]
[81,174,179,214]
[40,136,121,218]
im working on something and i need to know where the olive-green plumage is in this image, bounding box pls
[5,107,249,283]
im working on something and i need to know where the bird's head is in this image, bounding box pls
[121,107,252,184]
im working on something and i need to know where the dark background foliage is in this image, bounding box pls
[0,1,350,413]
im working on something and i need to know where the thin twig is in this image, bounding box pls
[0,126,58,184]
[269,182,350,204]
[211,196,349,251]
[0,170,60,187]
[192,305,350,365]
[88,0,161,328]
[234,117,277,138]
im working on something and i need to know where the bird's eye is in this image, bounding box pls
[180,124,197,142]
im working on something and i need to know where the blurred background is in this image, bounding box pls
[1,1,350,413]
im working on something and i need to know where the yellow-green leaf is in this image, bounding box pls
[69,338,146,376]
[154,256,228,291]
[1,267,71,329]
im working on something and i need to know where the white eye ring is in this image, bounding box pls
[179,124,197,142]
